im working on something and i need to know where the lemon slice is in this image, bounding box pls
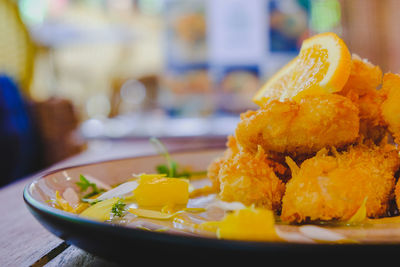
[253,32,351,104]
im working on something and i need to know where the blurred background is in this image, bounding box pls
[1,0,399,186]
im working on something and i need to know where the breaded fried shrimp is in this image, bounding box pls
[207,135,239,190]
[380,73,400,144]
[217,146,286,211]
[338,54,386,142]
[281,143,400,223]
[339,54,383,100]
[235,94,359,158]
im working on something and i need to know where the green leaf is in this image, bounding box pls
[76,175,93,192]
[170,161,178,177]
[149,137,174,177]
[82,190,105,200]
[111,199,126,217]
[150,137,203,179]
[76,174,105,199]
[156,164,170,176]
[80,197,119,221]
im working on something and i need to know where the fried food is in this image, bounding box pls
[338,54,387,142]
[207,137,287,211]
[235,94,360,158]
[207,33,400,227]
[340,54,383,99]
[217,146,286,211]
[380,73,400,144]
[337,57,400,146]
[281,143,400,223]
[208,135,287,211]
[207,135,239,190]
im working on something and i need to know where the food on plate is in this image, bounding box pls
[281,143,400,223]
[338,54,386,142]
[215,145,286,211]
[211,32,400,227]
[216,207,280,241]
[49,32,400,244]
[207,135,240,191]
[80,197,120,221]
[337,57,400,145]
[134,174,189,207]
[340,54,383,99]
[235,94,359,158]
[380,73,400,144]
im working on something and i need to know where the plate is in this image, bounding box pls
[24,148,400,262]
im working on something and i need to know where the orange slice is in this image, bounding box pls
[253,32,351,104]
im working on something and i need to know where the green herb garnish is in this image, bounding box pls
[150,137,207,178]
[76,174,105,199]
[155,161,191,178]
[150,137,187,178]
[150,137,176,177]
[111,199,126,217]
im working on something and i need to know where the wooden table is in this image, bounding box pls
[0,137,225,266]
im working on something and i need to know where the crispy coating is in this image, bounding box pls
[281,143,400,223]
[338,54,386,142]
[381,73,400,144]
[338,57,400,145]
[207,135,239,190]
[217,146,286,211]
[354,88,387,143]
[207,54,400,222]
[340,54,383,100]
[235,94,360,158]
[207,135,287,211]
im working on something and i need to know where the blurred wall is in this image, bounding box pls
[341,0,400,73]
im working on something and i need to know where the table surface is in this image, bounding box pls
[0,137,225,266]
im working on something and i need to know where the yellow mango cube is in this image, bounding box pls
[134,175,189,207]
[217,207,280,241]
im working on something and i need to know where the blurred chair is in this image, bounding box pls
[0,0,35,95]
[31,97,86,167]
